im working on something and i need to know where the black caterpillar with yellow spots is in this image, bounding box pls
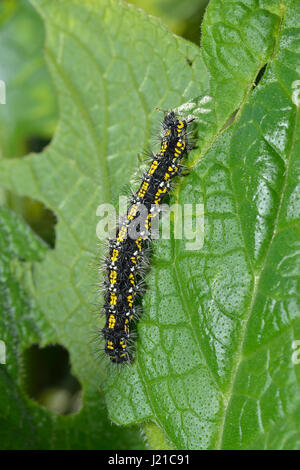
[102,111,193,363]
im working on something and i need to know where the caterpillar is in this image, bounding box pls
[101,111,194,364]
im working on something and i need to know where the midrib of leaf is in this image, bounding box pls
[191,7,285,174]
[173,257,225,398]
[169,66,266,413]
[216,12,299,450]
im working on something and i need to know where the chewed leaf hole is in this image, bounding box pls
[253,63,268,89]
[26,136,52,154]
[221,109,239,131]
[6,194,57,248]
[22,196,57,248]
[22,344,82,416]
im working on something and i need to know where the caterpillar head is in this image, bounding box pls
[162,111,187,140]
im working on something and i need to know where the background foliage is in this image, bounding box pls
[0,0,300,450]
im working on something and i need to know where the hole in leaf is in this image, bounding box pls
[25,136,51,154]
[6,194,57,248]
[22,344,82,416]
[253,63,268,89]
[181,0,210,45]
[23,198,57,249]
[221,109,239,131]
[220,63,268,133]
[5,135,57,248]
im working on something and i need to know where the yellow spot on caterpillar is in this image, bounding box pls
[127,204,138,220]
[148,160,159,175]
[108,314,116,329]
[177,121,184,136]
[124,318,129,334]
[154,187,167,204]
[110,270,117,284]
[138,180,149,198]
[159,141,168,155]
[110,292,117,305]
[129,273,135,286]
[127,294,133,307]
[117,225,127,242]
[136,237,142,251]
[111,249,119,262]
[144,213,152,231]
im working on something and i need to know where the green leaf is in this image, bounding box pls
[0,206,144,449]
[0,0,57,159]
[0,0,58,236]
[126,0,209,42]
[0,0,299,450]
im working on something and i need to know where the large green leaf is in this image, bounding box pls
[0,0,299,450]
[0,0,58,241]
[127,0,209,42]
[0,0,57,159]
[0,206,144,449]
